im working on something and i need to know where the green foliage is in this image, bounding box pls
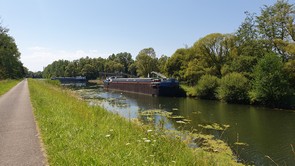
[108,52,134,74]
[195,75,219,100]
[235,12,267,58]
[38,1,295,108]
[284,59,295,88]
[218,72,250,103]
[0,24,25,79]
[250,53,292,107]
[180,84,197,97]
[135,48,159,77]
[157,55,169,75]
[44,79,61,86]
[166,48,187,80]
[224,55,258,79]
[28,79,240,165]
[0,79,20,96]
[193,33,234,77]
[256,0,295,60]
[104,60,124,73]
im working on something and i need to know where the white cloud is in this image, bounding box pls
[20,46,109,72]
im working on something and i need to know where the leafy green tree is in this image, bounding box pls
[135,48,158,77]
[138,47,156,58]
[193,33,234,77]
[250,53,292,106]
[235,11,268,58]
[65,61,80,77]
[105,60,124,73]
[284,59,295,88]
[108,52,134,74]
[195,74,219,100]
[81,64,96,79]
[257,0,295,60]
[0,25,25,79]
[166,48,195,80]
[158,55,169,75]
[42,60,69,78]
[223,55,258,79]
[218,72,250,103]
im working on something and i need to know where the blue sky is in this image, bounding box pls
[0,0,279,71]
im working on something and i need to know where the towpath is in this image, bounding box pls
[0,79,45,165]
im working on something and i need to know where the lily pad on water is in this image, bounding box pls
[176,120,186,124]
[198,123,230,131]
[234,142,249,146]
[170,115,185,119]
[139,109,173,117]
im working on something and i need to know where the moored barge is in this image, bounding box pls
[103,74,182,97]
[51,76,87,86]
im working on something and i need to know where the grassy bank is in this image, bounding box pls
[28,79,240,165]
[0,79,21,96]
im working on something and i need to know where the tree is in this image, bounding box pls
[257,0,295,60]
[166,48,195,80]
[108,52,134,74]
[235,12,268,58]
[284,59,295,88]
[250,53,292,107]
[0,24,25,79]
[135,48,158,77]
[104,60,124,73]
[217,72,250,103]
[158,55,169,75]
[81,64,96,79]
[195,74,219,100]
[138,47,156,58]
[193,33,234,77]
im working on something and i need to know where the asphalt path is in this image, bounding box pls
[0,79,45,165]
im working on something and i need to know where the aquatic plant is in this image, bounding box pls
[28,79,241,165]
[198,123,230,131]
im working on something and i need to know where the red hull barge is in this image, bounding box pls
[104,77,181,97]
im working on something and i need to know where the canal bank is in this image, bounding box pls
[28,79,241,165]
[75,85,295,165]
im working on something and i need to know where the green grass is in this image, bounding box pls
[0,79,21,96]
[28,79,241,165]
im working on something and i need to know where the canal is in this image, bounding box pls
[76,87,295,165]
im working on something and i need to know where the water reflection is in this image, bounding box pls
[76,88,295,165]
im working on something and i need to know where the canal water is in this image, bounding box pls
[76,87,295,165]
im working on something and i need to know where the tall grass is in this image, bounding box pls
[0,79,21,96]
[28,79,241,165]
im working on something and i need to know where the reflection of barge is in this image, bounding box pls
[103,72,182,97]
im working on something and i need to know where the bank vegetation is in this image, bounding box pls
[28,79,241,165]
[40,1,295,108]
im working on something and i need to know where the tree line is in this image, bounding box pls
[41,0,295,108]
[0,23,26,79]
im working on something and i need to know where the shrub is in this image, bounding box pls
[217,72,249,103]
[250,53,292,107]
[195,74,219,99]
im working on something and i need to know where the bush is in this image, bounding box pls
[250,53,292,107]
[217,72,249,103]
[195,74,219,99]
